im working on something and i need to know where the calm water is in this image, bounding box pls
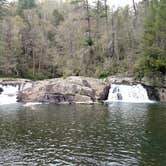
[0,103,166,166]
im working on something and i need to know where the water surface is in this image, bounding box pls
[0,103,166,166]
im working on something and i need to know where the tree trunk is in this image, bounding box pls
[111,11,115,56]
[114,30,119,62]
[133,0,137,16]
[144,0,149,16]
[96,0,100,49]
[38,47,42,73]
[104,0,109,43]
[32,48,35,77]
[84,0,91,43]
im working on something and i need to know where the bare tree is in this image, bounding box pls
[133,0,137,16]
[104,0,109,43]
[84,0,92,45]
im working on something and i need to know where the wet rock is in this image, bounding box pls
[143,85,160,101]
[41,93,75,104]
[0,87,3,94]
[117,93,123,100]
[157,88,166,102]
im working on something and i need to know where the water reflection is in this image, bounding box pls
[139,104,166,166]
[0,103,166,165]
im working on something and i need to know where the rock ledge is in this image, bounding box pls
[18,76,110,104]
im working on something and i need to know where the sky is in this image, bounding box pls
[108,0,141,8]
[8,0,142,8]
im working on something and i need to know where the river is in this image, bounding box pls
[0,103,166,165]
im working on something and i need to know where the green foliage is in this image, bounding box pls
[0,0,165,81]
[0,0,7,18]
[52,9,64,26]
[18,70,48,80]
[18,0,36,10]
[17,0,36,15]
[84,38,94,46]
[98,70,111,79]
[70,0,83,5]
[136,0,166,78]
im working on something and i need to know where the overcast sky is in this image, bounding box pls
[109,0,141,8]
[8,0,142,8]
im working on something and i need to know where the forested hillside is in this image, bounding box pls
[0,0,165,80]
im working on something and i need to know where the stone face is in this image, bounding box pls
[67,76,109,100]
[157,88,166,102]
[141,75,166,88]
[74,94,94,104]
[143,85,160,101]
[17,80,49,102]
[106,76,137,85]
[18,76,110,104]
[41,93,75,104]
[0,87,3,93]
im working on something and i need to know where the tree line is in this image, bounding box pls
[0,0,165,80]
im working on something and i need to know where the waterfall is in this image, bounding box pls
[0,84,19,105]
[107,84,153,103]
[0,82,32,105]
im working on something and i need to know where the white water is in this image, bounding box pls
[0,85,19,105]
[19,82,33,91]
[0,82,33,105]
[23,102,42,107]
[107,84,153,103]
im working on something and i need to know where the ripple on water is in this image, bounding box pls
[0,103,166,165]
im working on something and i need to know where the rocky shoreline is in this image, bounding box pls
[0,76,165,103]
[17,76,110,104]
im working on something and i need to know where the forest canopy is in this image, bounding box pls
[0,0,165,80]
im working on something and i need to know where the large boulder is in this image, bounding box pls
[18,76,110,104]
[17,79,50,102]
[66,76,110,100]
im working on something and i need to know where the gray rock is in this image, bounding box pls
[157,88,166,102]
[0,87,3,93]
[18,76,110,104]
[106,76,137,85]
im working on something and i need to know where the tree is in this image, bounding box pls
[140,0,166,76]
[0,0,164,79]
[0,0,7,18]
[103,0,109,43]
[84,0,93,46]
[17,0,36,15]
[133,0,137,16]
[52,9,64,26]
[18,0,36,10]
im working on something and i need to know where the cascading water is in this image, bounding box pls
[0,84,19,105]
[0,82,32,105]
[107,84,153,103]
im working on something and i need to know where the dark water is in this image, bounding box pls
[0,103,166,166]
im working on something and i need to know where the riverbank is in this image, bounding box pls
[0,76,165,104]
